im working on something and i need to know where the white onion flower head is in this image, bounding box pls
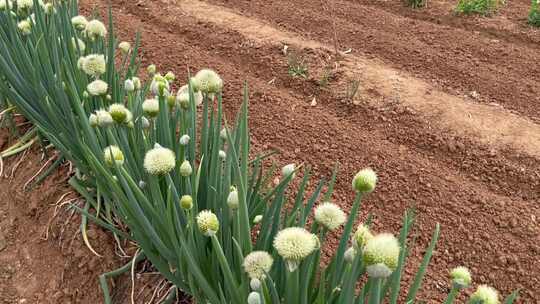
[103,146,124,166]
[247,292,261,304]
[314,202,346,231]
[196,210,219,236]
[43,2,54,14]
[18,20,31,35]
[450,266,472,289]
[147,64,156,75]
[72,38,85,52]
[273,227,319,271]
[353,224,373,249]
[180,160,192,177]
[253,215,263,224]
[243,251,273,280]
[218,150,226,159]
[165,71,175,82]
[143,144,176,175]
[150,74,170,96]
[176,84,203,109]
[344,247,357,264]
[0,0,13,10]
[179,134,190,146]
[85,19,107,39]
[95,110,113,127]
[124,79,134,92]
[281,164,296,179]
[87,80,108,96]
[118,41,131,53]
[227,186,239,210]
[363,233,400,278]
[469,285,499,304]
[194,69,223,94]
[71,15,88,31]
[88,114,98,127]
[16,0,33,10]
[352,168,377,193]
[82,54,106,77]
[108,103,128,123]
[142,98,159,117]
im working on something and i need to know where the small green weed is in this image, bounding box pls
[287,53,309,79]
[528,0,540,26]
[455,0,502,15]
[345,79,361,103]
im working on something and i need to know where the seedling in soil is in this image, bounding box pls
[406,0,427,9]
[318,66,334,88]
[345,79,361,103]
[455,0,502,15]
[528,0,540,26]
[287,53,309,79]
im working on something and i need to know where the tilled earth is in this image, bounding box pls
[3,0,540,302]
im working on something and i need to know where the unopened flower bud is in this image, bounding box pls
[165,71,175,82]
[180,160,192,176]
[124,79,135,92]
[253,215,263,224]
[147,64,156,75]
[250,278,261,291]
[179,134,190,146]
[218,150,226,159]
[281,164,296,179]
[227,186,239,210]
[344,247,357,264]
[118,41,131,53]
[247,292,261,304]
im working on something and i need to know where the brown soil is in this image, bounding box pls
[4,0,540,302]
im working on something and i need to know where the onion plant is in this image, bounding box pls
[0,1,518,303]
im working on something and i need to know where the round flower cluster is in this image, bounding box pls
[71,15,88,31]
[81,54,106,77]
[87,80,108,96]
[314,202,346,231]
[118,41,131,53]
[363,233,400,278]
[176,84,203,109]
[450,266,472,288]
[196,210,219,236]
[85,19,107,39]
[193,69,223,94]
[180,195,193,210]
[352,168,377,193]
[0,0,13,10]
[16,0,34,11]
[89,110,113,127]
[103,145,124,166]
[469,285,499,304]
[17,20,31,35]
[150,74,170,96]
[243,251,273,279]
[273,227,318,271]
[142,98,159,117]
[108,104,129,124]
[143,144,176,175]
